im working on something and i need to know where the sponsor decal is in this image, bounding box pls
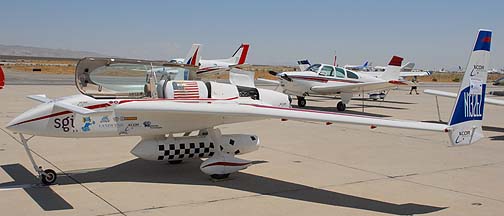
[114,116,138,121]
[54,115,77,132]
[455,130,471,144]
[77,101,89,107]
[143,121,162,129]
[82,116,95,132]
[470,64,484,76]
[100,116,110,123]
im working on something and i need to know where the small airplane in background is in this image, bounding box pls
[170,43,250,75]
[493,76,504,86]
[302,59,431,79]
[268,56,409,111]
[343,61,369,71]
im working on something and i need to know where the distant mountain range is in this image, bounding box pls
[0,44,108,59]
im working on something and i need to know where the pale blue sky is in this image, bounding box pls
[1,0,502,69]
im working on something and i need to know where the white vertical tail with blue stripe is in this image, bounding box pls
[448,29,492,146]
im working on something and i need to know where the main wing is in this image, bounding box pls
[424,89,504,106]
[115,101,449,132]
[310,81,406,94]
[399,71,431,77]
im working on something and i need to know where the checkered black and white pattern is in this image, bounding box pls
[157,142,215,161]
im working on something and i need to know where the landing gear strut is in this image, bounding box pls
[337,101,346,111]
[297,96,306,107]
[19,134,57,185]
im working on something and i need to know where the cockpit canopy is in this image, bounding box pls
[305,64,359,79]
[75,57,198,99]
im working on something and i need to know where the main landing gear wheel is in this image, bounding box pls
[41,169,57,185]
[297,96,306,107]
[337,101,346,111]
[210,174,230,179]
[168,160,183,164]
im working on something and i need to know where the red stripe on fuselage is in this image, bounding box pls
[289,75,363,83]
[12,97,240,126]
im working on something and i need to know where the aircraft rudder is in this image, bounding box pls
[447,29,492,146]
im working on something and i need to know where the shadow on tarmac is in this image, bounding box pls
[0,164,73,211]
[1,160,446,215]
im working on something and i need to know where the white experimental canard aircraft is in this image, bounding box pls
[6,30,489,185]
[269,56,409,111]
[170,43,249,75]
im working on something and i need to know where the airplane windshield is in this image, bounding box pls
[306,64,321,72]
[75,57,197,99]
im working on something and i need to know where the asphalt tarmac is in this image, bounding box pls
[0,72,503,215]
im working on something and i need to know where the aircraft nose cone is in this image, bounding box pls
[6,115,26,132]
[5,102,53,134]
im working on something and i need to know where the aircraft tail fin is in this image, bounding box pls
[362,61,369,68]
[184,44,201,66]
[447,29,492,146]
[212,43,250,65]
[232,43,250,64]
[297,59,311,71]
[401,62,415,72]
[0,65,4,89]
[379,56,403,80]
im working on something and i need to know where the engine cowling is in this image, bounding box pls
[130,134,260,161]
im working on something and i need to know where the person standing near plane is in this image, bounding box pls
[409,76,419,94]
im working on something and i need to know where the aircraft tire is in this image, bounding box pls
[41,169,57,185]
[337,102,346,111]
[210,173,230,179]
[297,97,306,107]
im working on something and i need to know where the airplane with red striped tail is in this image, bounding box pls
[170,43,249,75]
[267,56,409,111]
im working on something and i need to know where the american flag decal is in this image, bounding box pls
[172,81,200,99]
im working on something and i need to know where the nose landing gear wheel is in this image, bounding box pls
[297,96,306,107]
[337,101,346,111]
[210,173,230,179]
[41,169,57,185]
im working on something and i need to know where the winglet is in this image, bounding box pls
[447,29,492,146]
